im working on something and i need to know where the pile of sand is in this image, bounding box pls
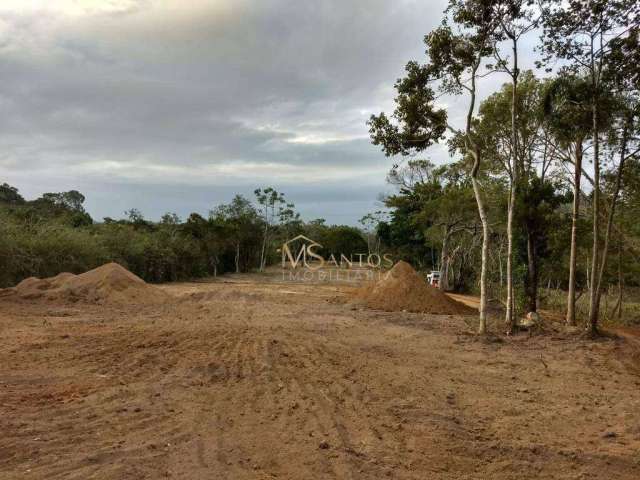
[1,263,170,305]
[352,261,475,315]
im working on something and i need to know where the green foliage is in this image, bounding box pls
[0,184,373,287]
[313,225,368,259]
[0,183,25,204]
[0,207,110,286]
[379,161,479,280]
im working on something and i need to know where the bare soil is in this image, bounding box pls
[1,268,640,479]
[1,263,169,305]
[351,261,475,315]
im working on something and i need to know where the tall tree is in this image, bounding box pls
[0,183,25,205]
[368,0,498,333]
[543,74,593,325]
[254,187,288,271]
[211,195,259,273]
[541,0,640,334]
[492,0,538,331]
[478,72,559,314]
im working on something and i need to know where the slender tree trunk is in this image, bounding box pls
[594,120,629,323]
[471,169,489,334]
[463,59,488,334]
[586,256,590,292]
[505,183,516,329]
[566,140,583,326]
[498,241,504,290]
[259,223,268,271]
[440,227,450,291]
[526,229,537,313]
[235,241,240,273]
[505,36,519,334]
[616,239,623,320]
[587,52,601,335]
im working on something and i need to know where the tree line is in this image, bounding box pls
[0,183,367,288]
[368,0,640,335]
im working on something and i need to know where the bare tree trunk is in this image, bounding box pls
[505,36,519,334]
[585,256,590,292]
[587,55,601,336]
[594,119,629,325]
[471,171,489,334]
[440,227,450,291]
[471,178,489,334]
[505,183,516,329]
[259,223,268,272]
[526,229,537,312]
[615,239,623,320]
[462,58,487,334]
[566,140,583,326]
[498,241,504,290]
[235,241,240,273]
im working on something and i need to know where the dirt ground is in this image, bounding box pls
[2,269,640,479]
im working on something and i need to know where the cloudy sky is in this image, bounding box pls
[0,0,536,224]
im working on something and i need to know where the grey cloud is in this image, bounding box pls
[2,0,525,224]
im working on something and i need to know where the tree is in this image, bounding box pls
[594,100,640,319]
[211,195,260,273]
[368,0,499,333]
[478,72,559,315]
[254,187,287,271]
[277,201,302,241]
[516,177,567,312]
[491,0,538,331]
[184,213,225,276]
[32,190,93,227]
[125,208,149,230]
[543,74,593,325]
[380,189,434,270]
[384,160,442,270]
[540,0,640,334]
[414,165,477,291]
[359,211,388,256]
[0,183,25,204]
[316,226,368,260]
[41,190,87,212]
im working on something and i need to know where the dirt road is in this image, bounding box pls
[1,271,639,479]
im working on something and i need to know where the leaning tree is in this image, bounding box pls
[368,0,499,333]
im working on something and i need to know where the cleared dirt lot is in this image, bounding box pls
[1,270,640,479]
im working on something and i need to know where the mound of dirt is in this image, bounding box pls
[3,263,170,305]
[353,261,475,315]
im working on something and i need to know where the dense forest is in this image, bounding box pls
[369,0,640,334]
[0,183,368,287]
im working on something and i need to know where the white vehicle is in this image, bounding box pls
[426,270,441,287]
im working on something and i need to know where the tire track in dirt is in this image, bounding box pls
[298,340,408,474]
[180,314,274,478]
[263,334,349,478]
[182,318,359,478]
[0,312,234,479]
[263,332,407,478]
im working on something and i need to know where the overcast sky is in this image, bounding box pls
[0,0,538,224]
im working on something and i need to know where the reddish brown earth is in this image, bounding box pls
[1,268,640,479]
[0,263,169,305]
[352,261,475,315]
